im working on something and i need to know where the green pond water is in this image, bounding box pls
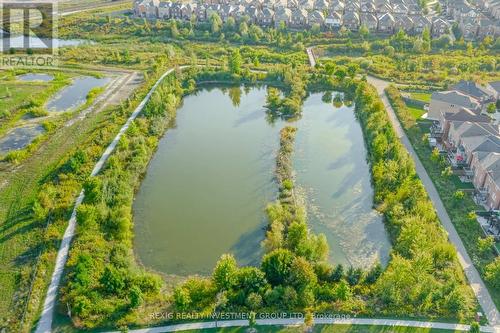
[133,86,390,276]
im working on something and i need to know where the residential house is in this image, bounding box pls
[378,12,395,32]
[361,1,376,13]
[329,0,345,12]
[393,14,413,33]
[471,152,500,210]
[260,7,275,25]
[487,81,500,100]
[411,15,431,34]
[432,18,451,38]
[274,7,292,27]
[314,0,329,10]
[325,11,342,28]
[450,80,496,104]
[361,12,378,30]
[308,10,325,26]
[459,16,479,40]
[343,10,360,30]
[428,90,481,121]
[290,8,308,27]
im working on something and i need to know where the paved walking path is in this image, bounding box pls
[35,67,180,333]
[105,318,497,333]
[366,75,500,329]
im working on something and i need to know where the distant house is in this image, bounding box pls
[378,12,395,33]
[360,13,378,31]
[325,11,342,28]
[329,0,345,12]
[308,10,325,27]
[290,8,308,27]
[314,0,329,10]
[343,10,360,30]
[274,7,292,27]
[393,14,413,33]
[360,1,376,13]
[260,8,275,25]
[428,90,482,121]
[431,18,451,38]
[411,15,431,34]
[459,16,479,40]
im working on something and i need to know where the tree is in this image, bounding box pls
[469,322,480,333]
[359,24,369,39]
[485,257,500,289]
[287,256,317,290]
[477,236,495,255]
[304,311,314,331]
[210,12,222,33]
[334,67,347,81]
[365,262,382,284]
[248,311,257,329]
[228,49,242,74]
[100,266,126,294]
[487,103,496,114]
[265,87,282,111]
[335,279,352,301]
[213,254,238,291]
[239,21,248,36]
[330,264,344,282]
[129,285,143,308]
[261,248,295,285]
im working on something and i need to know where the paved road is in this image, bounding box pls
[104,318,496,333]
[366,75,500,328]
[34,67,179,333]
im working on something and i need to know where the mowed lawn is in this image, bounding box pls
[409,92,432,103]
[182,324,464,333]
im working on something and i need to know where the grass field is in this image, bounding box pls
[406,105,426,120]
[180,324,463,333]
[409,92,432,103]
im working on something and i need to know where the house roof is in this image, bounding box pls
[479,152,500,184]
[488,81,500,94]
[450,80,495,100]
[432,90,481,110]
[461,134,500,154]
[444,108,491,122]
[452,121,499,138]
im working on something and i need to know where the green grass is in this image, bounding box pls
[409,92,432,103]
[0,83,47,113]
[0,103,125,330]
[182,324,463,333]
[407,105,426,120]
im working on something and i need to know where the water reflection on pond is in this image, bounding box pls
[133,86,390,276]
[0,124,45,155]
[17,73,54,82]
[46,76,110,112]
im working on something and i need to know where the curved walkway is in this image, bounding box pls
[105,318,496,333]
[366,75,500,329]
[35,66,181,333]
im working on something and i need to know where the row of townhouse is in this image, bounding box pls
[428,80,500,211]
[134,0,451,36]
[444,0,500,39]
